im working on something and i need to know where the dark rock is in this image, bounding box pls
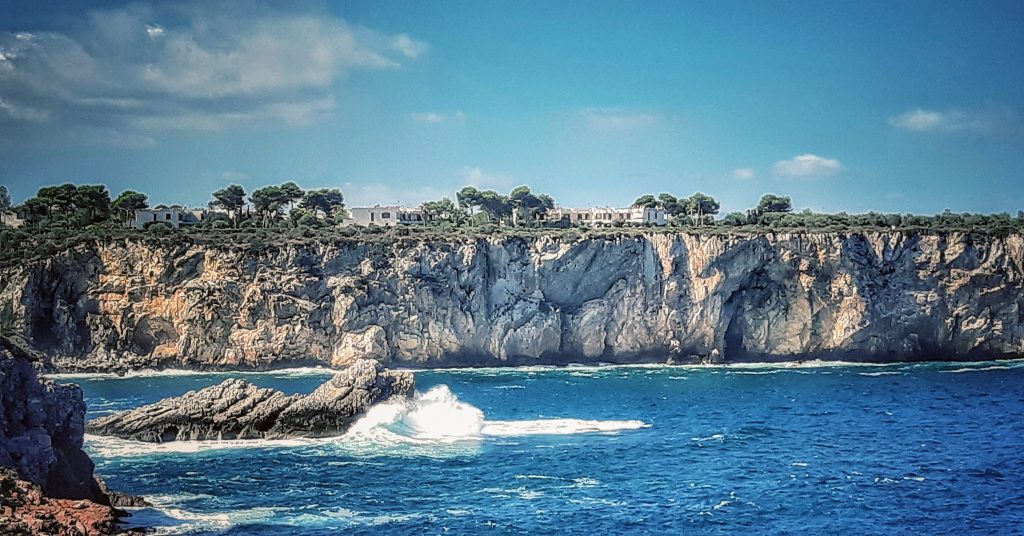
[0,345,106,504]
[87,359,414,442]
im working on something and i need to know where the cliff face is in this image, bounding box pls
[2,231,1023,371]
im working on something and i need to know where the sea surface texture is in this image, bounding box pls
[61,360,1024,534]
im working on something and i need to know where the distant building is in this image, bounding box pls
[1,211,24,228]
[132,207,204,229]
[540,206,668,226]
[347,205,427,226]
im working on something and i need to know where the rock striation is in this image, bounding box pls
[2,231,1023,371]
[86,359,414,442]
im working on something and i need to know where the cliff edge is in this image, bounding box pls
[1,231,1022,371]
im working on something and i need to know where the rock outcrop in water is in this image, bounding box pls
[86,359,414,442]
[2,231,1023,371]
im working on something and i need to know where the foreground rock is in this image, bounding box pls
[0,468,120,536]
[0,340,139,534]
[86,359,414,442]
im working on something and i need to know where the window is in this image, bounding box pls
[381,212,391,219]
[165,214,171,220]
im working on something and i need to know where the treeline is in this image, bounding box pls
[2,182,1023,239]
[0,182,348,231]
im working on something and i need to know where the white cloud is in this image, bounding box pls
[459,166,513,189]
[391,34,428,59]
[888,107,1012,133]
[732,168,755,180]
[773,154,842,177]
[410,111,466,124]
[581,108,661,132]
[0,4,426,144]
[411,112,443,123]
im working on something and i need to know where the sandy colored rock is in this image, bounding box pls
[1,232,1022,371]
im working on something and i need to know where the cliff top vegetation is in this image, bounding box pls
[1,181,1023,268]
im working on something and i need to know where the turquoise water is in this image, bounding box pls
[58,360,1024,534]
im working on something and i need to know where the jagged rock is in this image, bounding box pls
[86,359,414,442]
[0,344,139,534]
[0,347,106,503]
[2,232,1023,371]
[0,468,124,536]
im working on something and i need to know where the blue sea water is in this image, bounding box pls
[56,360,1024,535]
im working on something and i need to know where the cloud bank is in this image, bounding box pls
[0,3,427,144]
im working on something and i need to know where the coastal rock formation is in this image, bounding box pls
[1,231,1023,371]
[0,341,139,534]
[0,343,106,502]
[86,359,414,442]
[0,468,120,536]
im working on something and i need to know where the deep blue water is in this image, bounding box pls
[57,360,1024,535]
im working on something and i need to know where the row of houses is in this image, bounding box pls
[0,204,668,230]
[128,204,670,229]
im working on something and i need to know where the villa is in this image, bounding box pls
[540,206,668,226]
[132,206,205,229]
[347,205,427,226]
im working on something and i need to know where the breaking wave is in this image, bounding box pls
[85,385,648,459]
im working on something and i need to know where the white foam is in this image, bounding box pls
[87,384,648,459]
[47,366,335,381]
[482,418,648,436]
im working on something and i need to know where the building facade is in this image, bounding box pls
[540,206,668,226]
[347,205,427,226]
[132,207,204,229]
[1,211,24,228]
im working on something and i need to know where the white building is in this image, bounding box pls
[132,207,204,229]
[347,205,427,226]
[540,206,667,226]
[1,211,24,228]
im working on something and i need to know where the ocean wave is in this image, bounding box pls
[47,366,336,381]
[85,384,648,459]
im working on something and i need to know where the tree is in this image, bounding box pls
[757,194,793,214]
[721,211,748,226]
[251,186,291,226]
[686,192,720,221]
[72,185,111,224]
[657,193,687,216]
[280,182,304,210]
[632,194,658,208]
[478,190,512,224]
[112,190,149,226]
[0,185,10,212]
[457,186,482,216]
[211,184,247,223]
[421,198,468,225]
[300,188,345,219]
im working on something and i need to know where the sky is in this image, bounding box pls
[0,0,1022,214]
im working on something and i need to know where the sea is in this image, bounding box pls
[53,359,1024,535]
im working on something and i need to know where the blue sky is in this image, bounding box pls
[1,0,1022,214]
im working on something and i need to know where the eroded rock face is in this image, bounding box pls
[86,359,414,442]
[3,232,1023,371]
[0,346,106,503]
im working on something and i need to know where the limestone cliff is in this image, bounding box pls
[1,231,1022,371]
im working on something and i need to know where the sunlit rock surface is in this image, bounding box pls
[2,231,1022,371]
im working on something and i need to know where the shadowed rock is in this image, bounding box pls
[85,359,414,442]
